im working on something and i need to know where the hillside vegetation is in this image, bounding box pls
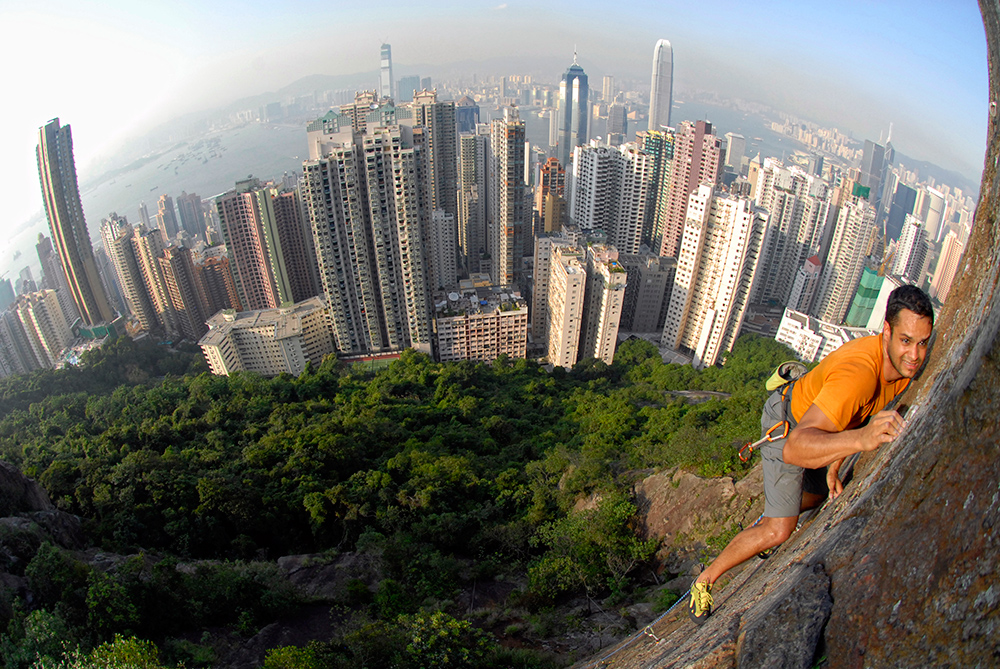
[0,334,794,668]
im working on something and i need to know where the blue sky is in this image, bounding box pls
[0,0,988,230]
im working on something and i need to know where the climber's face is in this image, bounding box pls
[882,309,933,382]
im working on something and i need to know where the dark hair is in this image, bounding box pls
[885,284,934,327]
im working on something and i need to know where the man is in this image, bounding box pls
[688,285,934,624]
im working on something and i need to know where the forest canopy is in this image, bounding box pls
[0,333,795,667]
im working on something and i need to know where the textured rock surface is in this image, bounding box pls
[0,460,54,516]
[573,7,1000,666]
[735,563,831,669]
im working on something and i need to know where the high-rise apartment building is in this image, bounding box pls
[656,121,721,257]
[397,75,420,103]
[578,245,627,364]
[751,160,831,307]
[176,192,205,238]
[787,255,823,315]
[132,225,179,337]
[458,129,488,275]
[303,121,432,356]
[724,132,746,173]
[36,233,79,326]
[602,75,615,102]
[636,129,675,251]
[380,43,395,101]
[196,254,242,317]
[157,194,179,241]
[0,310,41,376]
[546,244,587,368]
[409,91,460,290]
[535,157,567,231]
[661,185,766,368]
[215,180,281,311]
[257,184,321,304]
[17,290,73,368]
[488,106,528,286]
[929,229,965,303]
[570,142,653,255]
[648,39,674,132]
[812,194,878,324]
[159,246,209,341]
[556,54,589,167]
[619,252,675,333]
[893,214,929,285]
[101,216,158,333]
[36,119,114,326]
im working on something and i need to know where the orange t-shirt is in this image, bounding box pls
[790,335,909,431]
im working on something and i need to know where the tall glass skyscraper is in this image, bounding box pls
[556,53,588,167]
[648,39,674,132]
[36,118,114,327]
[380,43,395,101]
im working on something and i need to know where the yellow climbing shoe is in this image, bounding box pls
[688,580,713,625]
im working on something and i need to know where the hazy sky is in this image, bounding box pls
[0,0,988,232]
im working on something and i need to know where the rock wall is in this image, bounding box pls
[577,4,1000,667]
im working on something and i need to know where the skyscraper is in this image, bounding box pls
[380,43,395,101]
[750,160,831,307]
[36,118,114,326]
[215,180,281,311]
[656,121,722,257]
[648,39,674,132]
[36,233,79,326]
[157,194,179,241]
[176,192,205,238]
[812,194,878,324]
[570,142,653,255]
[488,106,528,286]
[458,129,488,275]
[302,121,432,356]
[100,216,158,333]
[556,54,589,167]
[892,215,929,285]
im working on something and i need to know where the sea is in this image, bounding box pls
[5,102,801,283]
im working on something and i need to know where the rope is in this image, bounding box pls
[577,591,689,669]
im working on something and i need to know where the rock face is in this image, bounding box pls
[0,460,54,516]
[574,7,1000,666]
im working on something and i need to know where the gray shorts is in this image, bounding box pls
[760,389,827,518]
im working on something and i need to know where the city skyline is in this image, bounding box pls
[0,0,988,238]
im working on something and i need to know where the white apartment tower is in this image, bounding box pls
[892,214,929,285]
[546,245,587,368]
[812,195,878,324]
[571,142,653,255]
[648,39,674,131]
[200,296,335,377]
[579,245,627,364]
[929,229,965,303]
[661,185,766,368]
